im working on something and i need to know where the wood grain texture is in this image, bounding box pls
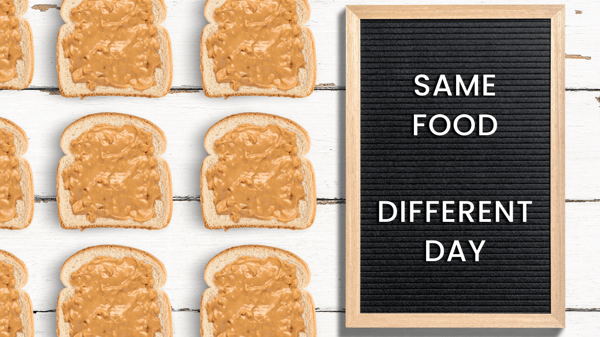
[1,90,600,200]
[345,5,565,327]
[0,0,596,334]
[345,7,361,329]
[25,311,600,337]
[549,6,566,327]
[0,201,597,312]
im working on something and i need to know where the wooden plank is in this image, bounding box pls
[0,90,598,200]
[0,201,598,312]
[0,90,342,199]
[345,5,565,328]
[12,0,600,89]
[550,6,566,326]
[29,311,600,336]
[344,7,361,328]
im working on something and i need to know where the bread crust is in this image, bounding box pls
[200,245,316,337]
[0,249,34,337]
[200,113,317,230]
[56,0,172,98]
[0,0,34,90]
[0,117,34,230]
[200,0,316,98]
[57,245,172,337]
[57,113,173,230]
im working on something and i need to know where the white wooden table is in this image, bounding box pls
[0,0,599,335]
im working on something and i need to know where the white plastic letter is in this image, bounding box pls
[447,240,466,262]
[429,114,451,136]
[453,114,476,136]
[469,240,486,262]
[414,114,427,136]
[483,74,495,96]
[378,201,397,222]
[426,241,444,262]
[479,114,497,136]
[414,74,430,96]
[433,75,452,96]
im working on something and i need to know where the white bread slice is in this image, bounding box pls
[0,0,34,89]
[57,113,173,229]
[200,113,316,230]
[0,249,34,337]
[200,0,316,98]
[56,0,173,98]
[57,245,172,337]
[0,117,34,230]
[201,245,316,337]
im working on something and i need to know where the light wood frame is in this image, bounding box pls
[346,5,565,328]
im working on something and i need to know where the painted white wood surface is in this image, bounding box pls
[28,311,600,337]
[0,201,598,312]
[13,0,600,89]
[0,0,598,335]
[0,90,599,199]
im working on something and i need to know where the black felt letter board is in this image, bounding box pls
[360,19,551,313]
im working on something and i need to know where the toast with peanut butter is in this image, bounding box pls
[57,113,173,229]
[201,0,316,98]
[57,0,173,98]
[0,249,34,337]
[201,245,316,337]
[0,117,34,230]
[57,245,172,337]
[0,0,34,89]
[201,113,316,230]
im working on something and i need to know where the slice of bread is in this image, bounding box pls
[200,0,316,98]
[57,245,172,337]
[201,113,316,230]
[0,117,34,230]
[0,249,34,337]
[56,0,173,98]
[0,0,34,90]
[57,113,173,229]
[201,245,316,337]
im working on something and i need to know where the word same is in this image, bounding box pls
[414,74,495,97]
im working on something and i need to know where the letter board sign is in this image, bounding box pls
[346,5,565,328]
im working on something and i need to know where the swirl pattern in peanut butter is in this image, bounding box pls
[0,0,23,83]
[62,0,162,91]
[207,256,305,337]
[62,256,161,337]
[206,0,305,91]
[0,129,22,223]
[0,261,22,337]
[207,124,305,223]
[62,124,161,223]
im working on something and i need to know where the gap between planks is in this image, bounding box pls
[30,308,600,314]
[33,197,600,204]
[34,196,346,205]
[7,86,600,94]
[21,85,345,95]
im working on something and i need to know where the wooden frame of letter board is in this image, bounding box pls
[346,5,565,328]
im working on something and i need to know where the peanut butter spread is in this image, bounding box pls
[206,124,305,223]
[0,0,23,83]
[0,129,22,223]
[0,261,23,337]
[62,124,161,223]
[207,256,305,337]
[62,256,162,337]
[62,0,162,91]
[206,0,306,91]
